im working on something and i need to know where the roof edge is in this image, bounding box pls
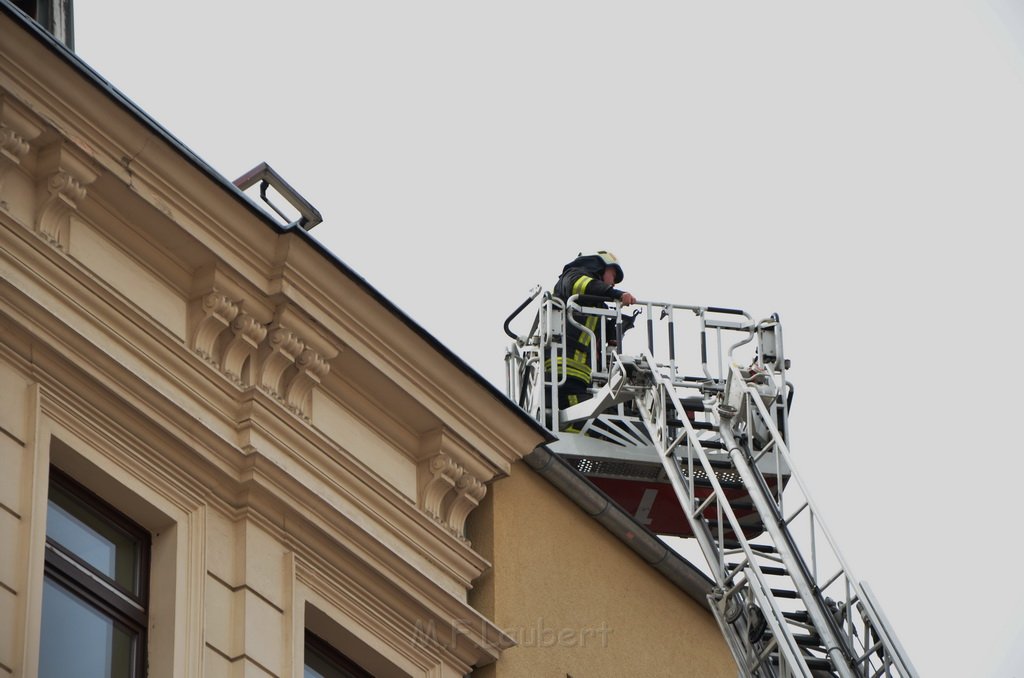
[1,1,555,448]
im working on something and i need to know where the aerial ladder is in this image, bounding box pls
[504,289,917,678]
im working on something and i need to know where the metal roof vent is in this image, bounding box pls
[233,162,323,231]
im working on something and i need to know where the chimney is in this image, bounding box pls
[9,0,74,49]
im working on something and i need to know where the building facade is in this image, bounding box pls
[0,5,733,676]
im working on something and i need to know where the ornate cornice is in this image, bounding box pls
[0,126,30,161]
[448,472,487,541]
[259,324,305,398]
[0,94,43,199]
[222,313,267,385]
[191,292,240,362]
[286,347,330,414]
[187,287,339,420]
[33,141,97,250]
[418,451,487,544]
[421,453,461,523]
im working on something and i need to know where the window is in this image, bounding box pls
[304,631,373,678]
[39,469,149,678]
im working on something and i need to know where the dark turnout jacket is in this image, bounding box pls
[550,255,626,385]
[553,254,626,307]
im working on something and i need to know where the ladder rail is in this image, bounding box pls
[738,366,918,677]
[719,421,856,677]
[502,292,918,677]
[635,351,846,678]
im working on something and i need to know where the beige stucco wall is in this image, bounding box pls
[0,11,547,676]
[0,332,513,678]
[468,464,735,678]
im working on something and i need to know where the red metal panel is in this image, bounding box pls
[585,476,775,539]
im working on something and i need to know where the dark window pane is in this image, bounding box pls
[304,658,330,678]
[39,577,137,678]
[46,484,140,594]
[304,649,337,678]
[304,632,373,678]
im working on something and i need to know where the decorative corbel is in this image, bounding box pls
[221,313,267,385]
[417,450,488,543]
[447,472,487,543]
[191,292,240,363]
[258,325,305,400]
[420,453,461,523]
[34,141,97,249]
[0,96,43,197]
[284,348,331,417]
[253,303,340,419]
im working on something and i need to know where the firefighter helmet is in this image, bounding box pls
[596,250,624,284]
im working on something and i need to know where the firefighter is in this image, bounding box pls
[549,251,638,428]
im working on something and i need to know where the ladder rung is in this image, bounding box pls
[703,457,734,469]
[771,588,800,599]
[769,655,833,671]
[708,522,765,540]
[782,611,810,623]
[747,544,777,554]
[667,418,715,431]
[793,634,823,648]
[726,563,787,576]
[721,539,771,550]
[680,396,705,410]
[759,565,788,577]
[758,631,822,649]
[676,438,728,450]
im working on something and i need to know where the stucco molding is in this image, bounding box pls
[18,312,495,604]
[191,291,240,363]
[222,312,267,385]
[186,280,339,421]
[187,265,273,388]
[0,94,42,196]
[31,388,210,678]
[448,473,486,544]
[33,140,97,250]
[10,331,502,674]
[296,281,543,475]
[416,429,493,544]
[258,323,304,396]
[264,234,549,480]
[1,262,492,599]
[0,22,548,626]
[295,543,513,674]
[418,446,488,545]
[3,30,547,481]
[255,320,336,421]
[421,453,460,524]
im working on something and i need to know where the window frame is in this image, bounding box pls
[41,467,151,678]
[304,630,374,678]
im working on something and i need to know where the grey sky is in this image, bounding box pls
[73,2,1024,675]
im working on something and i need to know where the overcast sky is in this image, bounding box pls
[72,1,1024,675]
